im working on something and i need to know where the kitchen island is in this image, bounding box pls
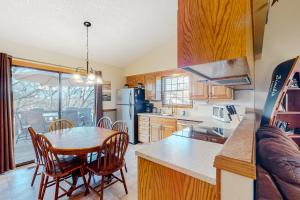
[136,135,222,199]
[135,112,256,200]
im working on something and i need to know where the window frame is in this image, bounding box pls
[161,74,192,108]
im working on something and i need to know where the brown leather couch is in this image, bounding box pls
[256,126,300,200]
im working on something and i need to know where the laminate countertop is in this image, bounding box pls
[135,135,223,185]
[138,112,238,130]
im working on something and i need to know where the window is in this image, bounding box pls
[12,66,96,165]
[162,75,192,106]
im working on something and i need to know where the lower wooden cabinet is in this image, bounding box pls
[138,116,177,143]
[138,116,150,143]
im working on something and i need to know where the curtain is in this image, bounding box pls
[94,71,103,125]
[0,53,15,173]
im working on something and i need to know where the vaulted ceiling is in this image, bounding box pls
[0,0,177,67]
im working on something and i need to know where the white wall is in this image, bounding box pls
[123,38,177,76]
[0,38,125,109]
[255,0,300,112]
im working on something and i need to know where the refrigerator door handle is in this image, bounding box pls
[129,91,132,120]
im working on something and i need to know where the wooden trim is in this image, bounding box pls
[12,58,86,75]
[213,113,256,179]
[216,169,221,200]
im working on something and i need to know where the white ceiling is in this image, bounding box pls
[0,0,177,67]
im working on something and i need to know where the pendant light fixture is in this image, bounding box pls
[73,21,102,84]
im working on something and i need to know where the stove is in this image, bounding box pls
[173,126,230,144]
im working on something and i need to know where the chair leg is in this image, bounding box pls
[100,175,105,200]
[124,162,128,173]
[38,173,45,199]
[80,167,89,196]
[31,163,40,186]
[41,175,49,200]
[85,171,92,195]
[120,168,128,194]
[54,178,60,200]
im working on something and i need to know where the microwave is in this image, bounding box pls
[212,105,235,122]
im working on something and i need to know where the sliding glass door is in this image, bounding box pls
[12,66,96,165]
[61,73,95,127]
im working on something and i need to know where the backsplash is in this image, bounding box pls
[151,90,254,117]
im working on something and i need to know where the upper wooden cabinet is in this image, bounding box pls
[210,85,233,100]
[145,73,156,100]
[190,75,209,100]
[126,75,145,88]
[178,0,255,79]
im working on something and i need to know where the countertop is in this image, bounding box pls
[138,112,237,129]
[135,135,223,185]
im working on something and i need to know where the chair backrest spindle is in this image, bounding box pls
[97,116,112,129]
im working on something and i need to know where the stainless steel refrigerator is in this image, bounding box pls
[116,88,145,144]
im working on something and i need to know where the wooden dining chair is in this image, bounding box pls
[85,132,129,200]
[33,128,88,200]
[112,121,129,172]
[96,116,112,129]
[48,119,74,132]
[28,127,44,186]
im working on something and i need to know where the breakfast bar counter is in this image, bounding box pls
[136,135,223,185]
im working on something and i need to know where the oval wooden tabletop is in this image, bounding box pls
[43,127,118,155]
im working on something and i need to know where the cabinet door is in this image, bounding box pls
[144,73,156,100]
[161,125,176,139]
[150,123,161,142]
[210,85,233,100]
[190,76,209,100]
[126,76,136,88]
[135,75,145,86]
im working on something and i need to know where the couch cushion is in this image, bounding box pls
[258,138,300,199]
[256,165,283,200]
[257,126,299,151]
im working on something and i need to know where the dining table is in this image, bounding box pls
[42,126,118,195]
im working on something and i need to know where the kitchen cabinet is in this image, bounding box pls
[178,0,255,81]
[210,85,233,100]
[144,73,156,100]
[138,116,150,143]
[150,123,161,142]
[190,75,209,100]
[126,75,145,88]
[149,117,177,142]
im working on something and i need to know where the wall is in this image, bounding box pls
[123,38,177,76]
[255,0,300,112]
[0,38,125,109]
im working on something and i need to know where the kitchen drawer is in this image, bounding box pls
[139,127,149,135]
[139,133,150,143]
[139,116,150,122]
[139,121,149,127]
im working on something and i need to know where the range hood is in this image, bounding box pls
[182,57,252,86]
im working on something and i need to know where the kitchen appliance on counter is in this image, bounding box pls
[212,104,237,123]
[145,102,154,113]
[117,88,146,144]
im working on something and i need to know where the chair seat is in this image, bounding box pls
[86,156,123,175]
[46,155,84,176]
